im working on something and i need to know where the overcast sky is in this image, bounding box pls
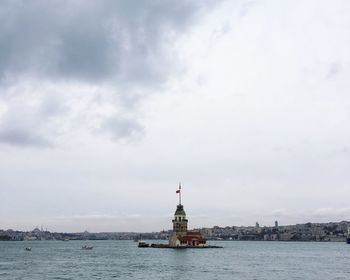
[1,0,350,232]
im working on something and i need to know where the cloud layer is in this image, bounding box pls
[0,0,218,147]
[0,0,213,84]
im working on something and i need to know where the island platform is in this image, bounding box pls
[138,183,223,249]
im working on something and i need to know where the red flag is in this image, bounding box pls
[176,183,181,193]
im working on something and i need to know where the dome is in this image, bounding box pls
[174,204,186,216]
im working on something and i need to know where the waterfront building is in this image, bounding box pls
[169,184,207,247]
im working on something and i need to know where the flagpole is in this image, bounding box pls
[179,183,181,205]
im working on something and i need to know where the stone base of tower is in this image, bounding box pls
[169,233,181,247]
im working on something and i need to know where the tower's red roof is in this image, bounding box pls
[179,232,207,242]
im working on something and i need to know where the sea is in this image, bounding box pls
[0,240,349,280]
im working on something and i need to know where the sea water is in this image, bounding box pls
[0,240,349,279]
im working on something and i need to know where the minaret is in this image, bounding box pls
[169,183,188,246]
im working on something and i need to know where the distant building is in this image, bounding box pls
[279,232,292,241]
[255,222,259,228]
[264,233,278,241]
[275,221,279,228]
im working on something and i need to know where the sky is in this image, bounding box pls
[1,0,350,232]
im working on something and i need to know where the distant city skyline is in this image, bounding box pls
[1,0,350,232]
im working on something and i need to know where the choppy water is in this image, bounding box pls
[0,240,349,279]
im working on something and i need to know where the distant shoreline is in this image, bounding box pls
[1,220,349,242]
[0,239,347,243]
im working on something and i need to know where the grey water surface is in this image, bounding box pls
[0,240,349,279]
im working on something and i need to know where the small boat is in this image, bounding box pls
[82,245,93,250]
[138,241,149,248]
[25,247,32,251]
[346,228,350,244]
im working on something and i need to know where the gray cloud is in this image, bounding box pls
[0,0,216,85]
[0,127,51,147]
[239,0,256,17]
[0,0,220,147]
[99,115,144,141]
[325,62,341,79]
[0,88,71,147]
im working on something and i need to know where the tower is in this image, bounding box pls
[169,183,188,246]
[168,183,208,248]
[172,204,188,236]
